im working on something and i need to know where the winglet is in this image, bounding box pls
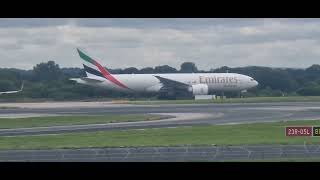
[0,81,24,95]
[20,81,24,91]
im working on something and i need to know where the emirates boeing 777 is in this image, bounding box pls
[71,48,258,98]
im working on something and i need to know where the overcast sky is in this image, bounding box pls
[0,18,320,70]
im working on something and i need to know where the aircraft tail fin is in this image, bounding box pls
[76,48,112,78]
[76,48,129,89]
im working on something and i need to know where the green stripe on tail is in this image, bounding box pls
[77,48,95,64]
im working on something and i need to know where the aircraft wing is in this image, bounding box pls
[0,90,20,95]
[70,77,104,84]
[154,75,190,91]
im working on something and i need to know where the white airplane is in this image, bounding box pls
[71,48,258,98]
[0,82,24,95]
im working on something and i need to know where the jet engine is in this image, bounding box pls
[188,84,209,95]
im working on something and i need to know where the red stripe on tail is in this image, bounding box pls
[94,61,129,89]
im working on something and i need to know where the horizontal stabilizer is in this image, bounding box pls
[70,77,104,84]
[81,77,104,83]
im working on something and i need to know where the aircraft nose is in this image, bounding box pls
[254,80,259,86]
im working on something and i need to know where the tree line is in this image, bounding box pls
[1,60,320,101]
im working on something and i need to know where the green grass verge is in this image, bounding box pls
[0,119,320,150]
[0,115,163,129]
[124,96,320,105]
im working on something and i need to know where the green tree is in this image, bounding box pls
[297,85,320,96]
[122,67,139,74]
[180,62,198,73]
[0,80,16,91]
[154,65,177,73]
[213,66,231,73]
[306,64,320,74]
[139,67,154,74]
[33,61,63,81]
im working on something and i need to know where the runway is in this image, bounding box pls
[1,101,320,136]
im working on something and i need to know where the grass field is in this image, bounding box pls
[123,96,320,105]
[0,114,163,129]
[0,119,319,150]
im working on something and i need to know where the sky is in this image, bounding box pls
[0,18,320,70]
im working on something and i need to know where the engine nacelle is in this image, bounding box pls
[188,84,209,95]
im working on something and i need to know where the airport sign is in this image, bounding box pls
[285,126,313,137]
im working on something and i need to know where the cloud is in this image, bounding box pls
[0,18,320,70]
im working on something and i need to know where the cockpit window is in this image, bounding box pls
[250,78,254,81]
